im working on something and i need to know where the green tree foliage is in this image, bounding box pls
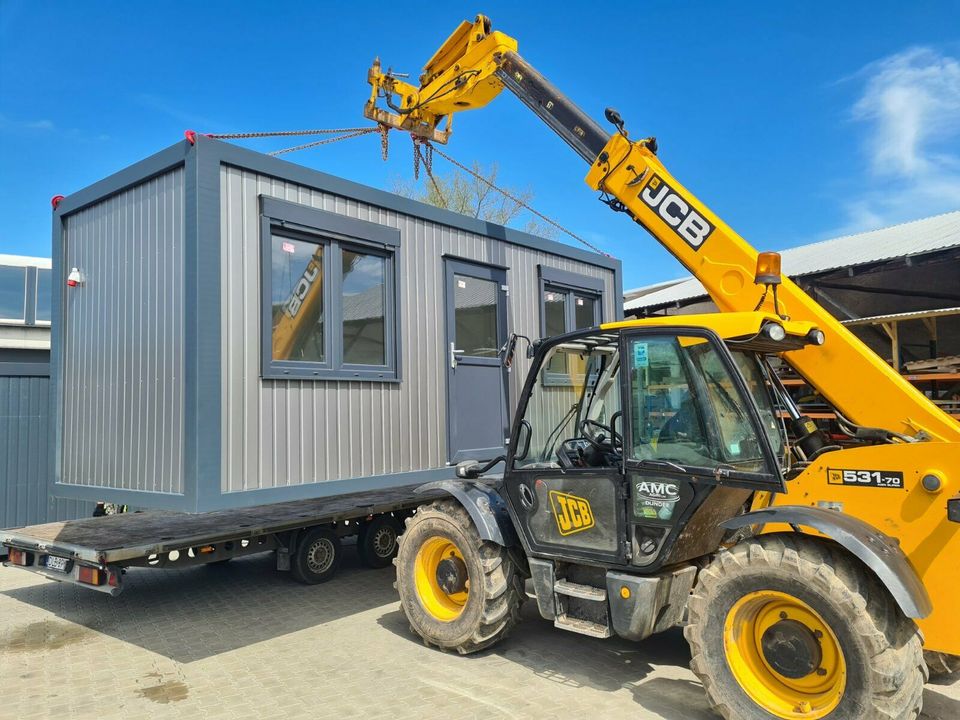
[393,161,557,239]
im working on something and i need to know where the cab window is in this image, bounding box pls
[626,335,770,473]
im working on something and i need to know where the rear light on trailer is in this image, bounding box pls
[107,570,120,588]
[8,548,32,566]
[198,545,216,554]
[77,566,103,586]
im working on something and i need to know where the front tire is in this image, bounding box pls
[685,534,925,720]
[394,499,525,654]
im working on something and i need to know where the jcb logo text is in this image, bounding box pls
[639,175,714,250]
[549,490,595,536]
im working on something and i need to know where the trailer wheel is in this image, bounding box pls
[394,499,524,655]
[357,514,402,569]
[291,526,341,584]
[685,534,925,720]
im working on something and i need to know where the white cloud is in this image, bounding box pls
[835,47,960,234]
[0,113,55,132]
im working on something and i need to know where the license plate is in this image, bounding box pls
[45,555,70,572]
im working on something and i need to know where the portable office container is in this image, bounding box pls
[49,136,621,512]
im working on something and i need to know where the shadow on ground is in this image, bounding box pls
[379,602,716,718]
[1,543,396,663]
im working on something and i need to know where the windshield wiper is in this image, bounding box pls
[632,458,687,473]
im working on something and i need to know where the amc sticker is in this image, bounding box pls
[826,468,904,489]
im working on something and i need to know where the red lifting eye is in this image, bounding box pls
[184,129,197,145]
[51,195,65,210]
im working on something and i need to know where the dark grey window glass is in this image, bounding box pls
[454,274,498,357]
[270,235,325,362]
[574,294,596,330]
[0,265,26,321]
[543,288,566,336]
[36,268,52,323]
[543,288,568,374]
[342,249,386,366]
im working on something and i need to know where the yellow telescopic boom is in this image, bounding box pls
[364,14,960,443]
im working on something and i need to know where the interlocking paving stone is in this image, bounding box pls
[1,548,958,720]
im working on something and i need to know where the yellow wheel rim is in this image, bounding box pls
[724,590,846,719]
[413,536,469,622]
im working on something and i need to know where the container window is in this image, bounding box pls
[540,280,602,385]
[271,235,325,362]
[260,196,400,382]
[342,249,386,366]
[0,265,27,323]
[35,268,52,323]
[454,274,499,357]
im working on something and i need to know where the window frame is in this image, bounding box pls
[34,267,52,326]
[259,196,401,382]
[0,264,28,325]
[538,266,605,386]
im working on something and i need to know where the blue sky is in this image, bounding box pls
[1,1,958,289]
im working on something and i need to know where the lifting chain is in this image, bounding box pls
[206,127,373,140]
[413,136,612,257]
[269,127,380,156]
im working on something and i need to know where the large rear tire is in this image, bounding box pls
[685,534,925,720]
[924,650,960,677]
[394,499,525,654]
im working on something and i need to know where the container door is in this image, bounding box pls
[444,260,509,463]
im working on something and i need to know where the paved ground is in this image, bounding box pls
[1,546,958,720]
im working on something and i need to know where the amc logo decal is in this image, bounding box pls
[549,490,595,536]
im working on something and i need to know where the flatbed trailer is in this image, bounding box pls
[1,484,444,595]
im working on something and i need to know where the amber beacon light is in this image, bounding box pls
[754,251,782,286]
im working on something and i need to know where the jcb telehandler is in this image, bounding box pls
[364,16,960,719]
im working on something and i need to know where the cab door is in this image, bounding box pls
[502,334,627,566]
[620,327,785,569]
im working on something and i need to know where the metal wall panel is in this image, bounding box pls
[1,374,95,528]
[60,168,185,494]
[220,165,616,493]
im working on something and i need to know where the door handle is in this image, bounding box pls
[450,342,465,368]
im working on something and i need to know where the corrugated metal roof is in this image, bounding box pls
[624,211,960,312]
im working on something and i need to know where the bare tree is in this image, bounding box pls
[393,161,557,239]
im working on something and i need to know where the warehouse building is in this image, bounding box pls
[623,211,960,419]
[1,254,94,526]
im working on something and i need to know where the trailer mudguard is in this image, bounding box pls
[415,480,516,547]
[721,505,932,619]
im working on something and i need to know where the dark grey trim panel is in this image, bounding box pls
[441,253,510,271]
[721,506,932,619]
[539,265,606,293]
[415,479,516,546]
[0,361,50,377]
[52,468,456,512]
[262,196,400,248]
[191,138,221,512]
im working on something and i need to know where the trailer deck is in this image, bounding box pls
[1,484,441,565]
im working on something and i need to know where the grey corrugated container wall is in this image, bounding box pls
[1,371,96,527]
[49,136,622,513]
